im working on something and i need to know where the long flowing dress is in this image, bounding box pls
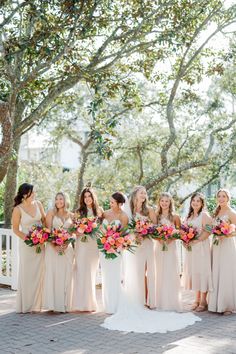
[99,219,123,314]
[208,214,236,313]
[101,247,201,333]
[182,212,213,293]
[72,208,100,311]
[132,212,156,308]
[16,203,44,313]
[155,216,181,311]
[43,216,74,312]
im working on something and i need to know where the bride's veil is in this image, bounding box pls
[121,194,132,222]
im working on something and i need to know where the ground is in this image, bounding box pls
[0,286,236,354]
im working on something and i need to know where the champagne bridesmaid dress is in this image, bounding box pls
[99,219,123,314]
[183,212,212,293]
[208,215,236,313]
[16,203,44,313]
[133,212,156,308]
[43,215,74,312]
[72,208,100,311]
[155,216,181,311]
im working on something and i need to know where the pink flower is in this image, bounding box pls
[106,230,114,237]
[113,232,120,239]
[86,226,93,233]
[104,243,111,250]
[56,238,63,245]
[141,229,148,235]
[107,248,116,254]
[32,237,39,244]
[43,233,49,240]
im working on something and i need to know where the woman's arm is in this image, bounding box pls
[12,207,25,240]
[120,212,129,228]
[198,212,212,241]
[45,210,54,229]
[149,207,157,224]
[174,215,181,228]
[37,201,46,225]
[229,209,236,225]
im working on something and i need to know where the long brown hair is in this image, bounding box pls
[130,186,149,217]
[156,192,175,223]
[187,192,205,219]
[78,187,99,217]
[213,188,231,218]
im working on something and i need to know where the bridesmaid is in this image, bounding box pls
[155,192,181,311]
[130,186,157,308]
[100,192,128,314]
[208,189,236,315]
[72,187,103,312]
[182,192,212,312]
[12,183,46,313]
[43,192,74,312]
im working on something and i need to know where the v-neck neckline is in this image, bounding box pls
[20,203,38,219]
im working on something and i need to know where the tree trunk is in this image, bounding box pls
[73,150,89,211]
[3,137,21,227]
[0,101,12,182]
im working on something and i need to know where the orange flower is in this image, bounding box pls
[101,237,106,244]
[187,233,195,239]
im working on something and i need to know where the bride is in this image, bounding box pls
[101,194,201,333]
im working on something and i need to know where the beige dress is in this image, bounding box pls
[43,215,74,312]
[16,203,44,313]
[208,214,236,313]
[155,216,181,311]
[133,212,156,308]
[72,209,99,311]
[182,212,212,293]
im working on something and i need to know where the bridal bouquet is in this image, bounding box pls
[69,215,100,242]
[49,227,75,255]
[205,220,236,245]
[24,225,51,254]
[152,224,179,251]
[97,222,135,259]
[179,224,199,251]
[130,218,156,245]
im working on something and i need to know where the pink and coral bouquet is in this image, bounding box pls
[69,215,100,242]
[152,224,179,251]
[205,219,236,245]
[24,225,51,253]
[179,224,199,251]
[49,227,75,255]
[97,222,136,259]
[129,218,156,245]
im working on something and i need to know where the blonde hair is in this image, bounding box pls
[130,186,149,217]
[156,192,175,223]
[54,192,70,213]
[213,188,231,218]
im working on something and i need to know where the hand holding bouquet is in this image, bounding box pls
[24,225,51,253]
[97,222,135,259]
[205,220,236,245]
[49,227,75,255]
[129,218,156,245]
[179,224,199,251]
[69,215,100,242]
[152,224,179,251]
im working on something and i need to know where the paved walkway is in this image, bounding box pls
[0,286,236,354]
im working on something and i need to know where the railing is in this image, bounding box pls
[0,228,18,290]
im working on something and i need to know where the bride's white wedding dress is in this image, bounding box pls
[101,197,201,333]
